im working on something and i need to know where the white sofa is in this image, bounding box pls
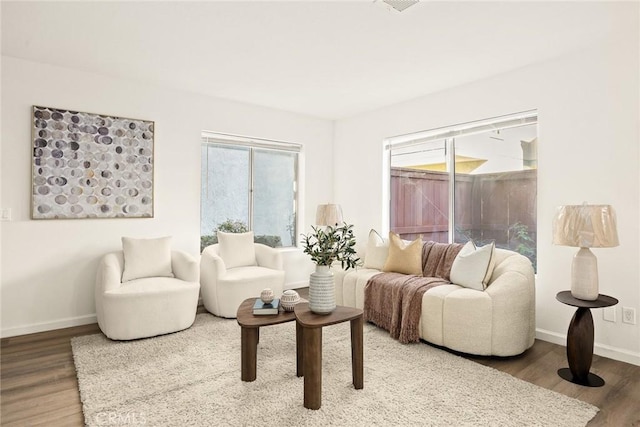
[334,247,536,356]
[95,250,200,340]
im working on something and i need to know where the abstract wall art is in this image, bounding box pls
[31,106,154,219]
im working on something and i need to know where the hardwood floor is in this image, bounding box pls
[1,323,100,426]
[465,342,640,426]
[2,302,639,426]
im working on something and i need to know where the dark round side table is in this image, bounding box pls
[556,291,618,387]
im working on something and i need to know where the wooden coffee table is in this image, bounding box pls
[294,303,364,410]
[236,298,301,381]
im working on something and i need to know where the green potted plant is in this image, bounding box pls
[301,223,359,314]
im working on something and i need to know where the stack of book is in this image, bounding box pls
[253,298,280,315]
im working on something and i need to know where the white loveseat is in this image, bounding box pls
[334,246,535,356]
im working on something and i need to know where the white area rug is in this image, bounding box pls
[72,314,598,426]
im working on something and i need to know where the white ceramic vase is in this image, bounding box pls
[309,265,336,314]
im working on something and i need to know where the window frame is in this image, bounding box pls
[201,131,301,248]
[384,110,538,244]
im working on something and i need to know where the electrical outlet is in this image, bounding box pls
[0,208,11,221]
[622,307,636,325]
[603,307,616,322]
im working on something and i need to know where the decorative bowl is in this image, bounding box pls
[280,290,301,311]
[260,288,274,304]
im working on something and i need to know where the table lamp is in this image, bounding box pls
[315,204,343,226]
[552,204,619,300]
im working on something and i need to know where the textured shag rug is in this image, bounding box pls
[72,314,598,426]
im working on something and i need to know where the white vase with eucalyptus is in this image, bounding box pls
[302,223,359,315]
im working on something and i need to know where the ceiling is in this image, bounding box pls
[1,1,634,120]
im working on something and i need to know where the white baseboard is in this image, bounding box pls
[0,289,304,339]
[536,328,640,366]
[0,292,301,338]
[1,314,98,339]
[5,314,637,367]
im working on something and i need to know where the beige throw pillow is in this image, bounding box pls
[382,232,423,276]
[363,229,389,270]
[217,231,257,269]
[121,236,174,282]
[450,241,496,291]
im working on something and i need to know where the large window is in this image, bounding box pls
[201,133,299,251]
[388,111,538,269]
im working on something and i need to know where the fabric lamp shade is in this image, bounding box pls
[315,204,343,226]
[553,204,619,248]
[552,204,619,301]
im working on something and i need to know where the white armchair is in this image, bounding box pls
[95,246,200,340]
[200,242,285,318]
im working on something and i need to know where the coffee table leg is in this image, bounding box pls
[296,321,303,377]
[241,326,258,382]
[351,315,364,390]
[303,326,322,410]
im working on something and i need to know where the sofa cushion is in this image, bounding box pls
[450,241,496,290]
[121,236,174,282]
[382,232,423,276]
[217,231,257,269]
[223,265,283,282]
[114,277,198,294]
[364,229,389,270]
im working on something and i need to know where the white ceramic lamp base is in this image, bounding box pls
[571,247,599,301]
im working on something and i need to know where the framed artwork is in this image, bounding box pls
[31,106,154,219]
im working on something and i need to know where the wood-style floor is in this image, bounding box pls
[2,301,639,426]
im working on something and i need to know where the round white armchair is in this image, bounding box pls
[200,241,285,318]
[95,246,200,340]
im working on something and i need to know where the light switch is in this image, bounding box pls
[603,306,616,322]
[1,208,11,221]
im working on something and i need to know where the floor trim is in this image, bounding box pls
[536,328,640,366]
[1,314,98,338]
[4,316,639,367]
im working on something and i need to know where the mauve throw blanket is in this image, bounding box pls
[364,241,463,344]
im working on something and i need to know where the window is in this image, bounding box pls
[201,133,300,251]
[387,111,538,269]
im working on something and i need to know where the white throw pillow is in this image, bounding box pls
[121,236,174,282]
[217,231,257,269]
[450,241,496,291]
[363,229,389,270]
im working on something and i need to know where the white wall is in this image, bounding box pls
[0,56,325,336]
[2,9,638,369]
[334,28,640,364]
